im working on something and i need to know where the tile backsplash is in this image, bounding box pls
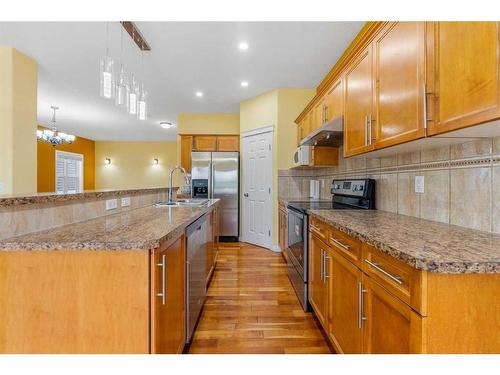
[279,137,500,234]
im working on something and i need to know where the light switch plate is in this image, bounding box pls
[121,197,131,207]
[105,199,118,210]
[415,176,425,193]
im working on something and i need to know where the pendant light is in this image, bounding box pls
[137,45,148,120]
[36,106,76,146]
[99,22,115,99]
[115,26,129,108]
[126,27,138,115]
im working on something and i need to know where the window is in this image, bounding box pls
[55,151,84,193]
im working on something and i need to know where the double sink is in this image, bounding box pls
[154,199,209,208]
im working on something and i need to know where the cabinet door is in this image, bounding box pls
[313,97,326,131]
[193,136,217,151]
[308,234,328,326]
[180,135,193,172]
[329,248,363,354]
[427,22,500,135]
[151,235,186,354]
[344,45,375,157]
[325,78,343,123]
[374,22,426,149]
[362,275,424,354]
[217,135,239,151]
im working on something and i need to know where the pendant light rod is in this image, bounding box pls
[120,21,151,51]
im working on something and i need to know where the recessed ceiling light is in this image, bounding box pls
[241,81,249,87]
[238,41,249,51]
[195,91,203,97]
[160,121,174,129]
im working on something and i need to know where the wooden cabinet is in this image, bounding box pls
[151,235,186,354]
[308,234,329,326]
[427,22,500,135]
[361,275,423,354]
[193,135,217,151]
[328,246,363,353]
[325,78,343,123]
[343,45,375,157]
[278,206,287,252]
[373,22,426,149]
[180,135,193,172]
[313,97,326,131]
[216,135,239,151]
[297,113,310,145]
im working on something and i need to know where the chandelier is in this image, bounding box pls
[36,106,76,146]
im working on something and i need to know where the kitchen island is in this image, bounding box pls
[0,199,220,354]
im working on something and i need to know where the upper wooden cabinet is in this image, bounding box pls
[427,22,500,135]
[216,135,239,151]
[373,22,426,149]
[344,45,375,157]
[180,135,193,172]
[325,78,343,123]
[193,135,217,151]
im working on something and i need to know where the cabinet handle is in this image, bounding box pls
[368,114,373,145]
[423,83,428,129]
[324,105,328,123]
[330,237,350,251]
[364,259,403,285]
[364,115,368,146]
[324,253,330,280]
[357,282,367,329]
[156,254,166,305]
[320,249,324,281]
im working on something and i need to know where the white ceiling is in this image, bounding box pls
[0,22,363,141]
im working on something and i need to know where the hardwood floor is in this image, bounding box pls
[188,242,333,354]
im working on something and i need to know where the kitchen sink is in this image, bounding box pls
[154,199,209,208]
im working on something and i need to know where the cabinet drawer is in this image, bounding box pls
[328,226,362,267]
[362,243,426,315]
[309,216,328,241]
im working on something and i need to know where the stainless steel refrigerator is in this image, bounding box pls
[191,152,239,240]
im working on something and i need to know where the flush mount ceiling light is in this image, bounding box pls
[195,91,203,97]
[238,41,249,51]
[36,106,76,147]
[241,81,249,87]
[160,121,174,129]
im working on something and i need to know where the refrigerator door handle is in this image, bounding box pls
[210,161,214,199]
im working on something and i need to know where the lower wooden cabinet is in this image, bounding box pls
[308,234,329,326]
[329,247,363,354]
[278,206,287,252]
[151,234,186,354]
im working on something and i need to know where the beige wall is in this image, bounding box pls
[0,47,37,195]
[239,88,314,247]
[95,141,180,190]
[178,113,240,135]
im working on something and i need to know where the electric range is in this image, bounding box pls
[285,178,375,311]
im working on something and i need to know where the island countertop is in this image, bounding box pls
[0,199,219,251]
[308,209,500,274]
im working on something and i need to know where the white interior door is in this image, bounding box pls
[242,128,273,249]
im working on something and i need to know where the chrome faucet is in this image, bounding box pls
[168,166,189,203]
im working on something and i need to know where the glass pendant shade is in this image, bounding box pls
[115,65,130,108]
[137,84,148,121]
[99,56,115,99]
[127,75,139,115]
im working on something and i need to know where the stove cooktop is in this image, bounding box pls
[287,200,356,213]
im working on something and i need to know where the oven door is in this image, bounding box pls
[286,208,307,281]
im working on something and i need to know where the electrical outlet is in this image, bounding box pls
[415,176,425,193]
[105,199,118,210]
[121,197,131,207]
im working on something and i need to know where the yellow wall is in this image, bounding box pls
[95,141,179,190]
[239,88,315,247]
[178,113,240,135]
[0,47,37,195]
[37,127,95,192]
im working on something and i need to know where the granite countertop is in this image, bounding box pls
[309,209,500,274]
[0,199,219,251]
[0,187,178,207]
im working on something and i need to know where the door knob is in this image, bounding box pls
[244,193,249,197]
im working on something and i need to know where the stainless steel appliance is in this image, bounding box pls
[286,178,375,311]
[191,151,239,241]
[299,115,343,147]
[185,214,208,343]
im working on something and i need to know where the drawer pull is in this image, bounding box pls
[364,259,403,285]
[330,237,350,251]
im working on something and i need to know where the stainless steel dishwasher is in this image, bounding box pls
[185,213,207,343]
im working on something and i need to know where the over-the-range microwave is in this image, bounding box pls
[293,145,310,167]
